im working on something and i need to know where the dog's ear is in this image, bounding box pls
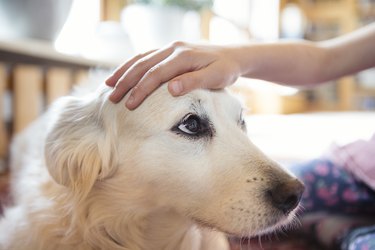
[45,94,117,200]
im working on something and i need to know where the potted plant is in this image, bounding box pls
[121,0,212,52]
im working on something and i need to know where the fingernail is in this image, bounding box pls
[170,81,182,95]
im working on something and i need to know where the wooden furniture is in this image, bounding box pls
[292,0,374,112]
[0,38,116,164]
[0,64,7,161]
[100,0,127,21]
[231,80,309,115]
[300,0,359,111]
[279,0,374,113]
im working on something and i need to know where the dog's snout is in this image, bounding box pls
[267,179,305,214]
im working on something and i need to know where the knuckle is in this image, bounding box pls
[134,53,145,61]
[136,49,154,59]
[170,40,186,49]
[175,48,194,60]
[191,74,207,89]
[146,64,161,78]
[131,53,148,65]
[134,58,148,69]
[184,74,199,86]
[139,51,151,58]
[132,85,147,97]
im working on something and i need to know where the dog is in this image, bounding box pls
[0,83,304,250]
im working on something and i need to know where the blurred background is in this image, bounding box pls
[0,1,375,249]
[0,0,374,168]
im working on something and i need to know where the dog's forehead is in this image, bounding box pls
[185,89,242,115]
[113,85,243,124]
[153,86,242,116]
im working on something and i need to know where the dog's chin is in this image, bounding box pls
[191,217,238,236]
[191,207,299,238]
[253,210,299,237]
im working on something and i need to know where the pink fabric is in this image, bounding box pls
[329,134,375,191]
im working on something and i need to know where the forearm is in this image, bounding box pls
[227,41,327,86]
[229,23,375,86]
[320,23,375,82]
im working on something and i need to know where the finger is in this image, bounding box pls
[105,50,156,87]
[125,55,194,109]
[167,69,212,96]
[108,47,175,103]
[168,64,229,96]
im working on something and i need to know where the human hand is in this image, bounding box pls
[105,41,242,109]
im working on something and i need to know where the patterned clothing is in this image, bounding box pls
[290,156,375,250]
[329,134,375,190]
[291,159,375,215]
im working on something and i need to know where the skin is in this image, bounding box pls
[106,23,375,110]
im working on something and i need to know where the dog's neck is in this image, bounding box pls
[44,172,228,250]
[121,209,229,250]
[117,208,203,250]
[84,201,204,250]
[55,187,206,250]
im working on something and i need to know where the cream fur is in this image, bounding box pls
[0,84,302,250]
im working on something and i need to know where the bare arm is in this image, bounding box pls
[226,41,327,85]
[319,23,375,82]
[106,23,375,109]
[240,22,375,85]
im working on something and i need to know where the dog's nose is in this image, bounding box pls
[267,179,305,214]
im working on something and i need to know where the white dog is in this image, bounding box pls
[0,84,304,250]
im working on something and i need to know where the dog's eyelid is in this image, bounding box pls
[182,112,198,121]
[238,109,247,131]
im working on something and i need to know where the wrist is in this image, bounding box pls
[222,45,253,78]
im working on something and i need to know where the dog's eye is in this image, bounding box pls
[178,115,201,135]
[172,113,213,139]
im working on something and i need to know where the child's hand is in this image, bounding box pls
[105,41,241,110]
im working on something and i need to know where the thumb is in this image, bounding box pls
[168,71,208,96]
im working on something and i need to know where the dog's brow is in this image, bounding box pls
[190,100,211,122]
[170,98,215,139]
[190,99,203,113]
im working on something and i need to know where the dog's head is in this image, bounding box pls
[45,84,304,236]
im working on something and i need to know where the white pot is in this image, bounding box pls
[121,4,187,53]
[0,0,72,41]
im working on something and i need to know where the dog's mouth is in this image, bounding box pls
[192,217,238,236]
[253,209,299,236]
[191,206,299,237]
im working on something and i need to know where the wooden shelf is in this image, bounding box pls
[0,37,119,154]
[295,0,374,111]
[0,37,117,69]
